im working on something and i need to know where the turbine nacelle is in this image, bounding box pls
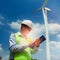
[43,7,51,12]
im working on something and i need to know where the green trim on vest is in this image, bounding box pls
[14,33,32,60]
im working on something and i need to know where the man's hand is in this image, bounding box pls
[29,35,46,48]
[29,42,35,48]
[34,39,41,47]
[29,39,41,48]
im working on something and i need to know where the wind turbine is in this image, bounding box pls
[36,0,51,60]
[42,7,51,60]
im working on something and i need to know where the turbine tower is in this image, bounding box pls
[42,0,51,60]
[36,0,51,60]
[42,7,51,60]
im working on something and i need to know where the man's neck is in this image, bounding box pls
[20,32,27,38]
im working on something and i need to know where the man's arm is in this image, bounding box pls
[31,46,39,54]
[30,35,46,54]
[9,33,27,53]
[29,35,46,48]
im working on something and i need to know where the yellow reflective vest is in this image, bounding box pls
[14,33,32,60]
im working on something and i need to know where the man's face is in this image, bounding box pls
[21,24,31,37]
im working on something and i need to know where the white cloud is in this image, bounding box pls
[50,41,60,60]
[48,23,60,34]
[51,54,60,60]
[57,34,60,38]
[50,41,60,49]
[9,20,22,30]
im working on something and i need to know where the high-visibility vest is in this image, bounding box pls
[14,33,32,60]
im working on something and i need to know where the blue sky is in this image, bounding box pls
[0,0,60,60]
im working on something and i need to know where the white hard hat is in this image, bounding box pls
[21,20,33,28]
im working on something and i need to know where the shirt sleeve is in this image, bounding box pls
[9,33,26,53]
[31,46,39,54]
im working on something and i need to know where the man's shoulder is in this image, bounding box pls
[10,32,21,37]
[16,32,21,35]
[10,33,15,39]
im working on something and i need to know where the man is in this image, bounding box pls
[9,20,40,60]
